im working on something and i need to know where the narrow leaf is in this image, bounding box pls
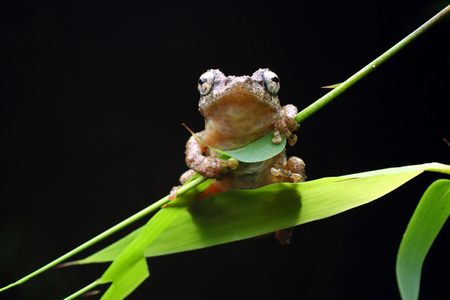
[97,179,212,299]
[143,165,426,257]
[100,257,148,300]
[80,163,448,263]
[396,179,450,300]
[83,229,141,264]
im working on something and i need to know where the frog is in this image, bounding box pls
[177,68,306,244]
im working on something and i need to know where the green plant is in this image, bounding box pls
[1,5,448,300]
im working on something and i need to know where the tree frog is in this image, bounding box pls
[178,69,306,244]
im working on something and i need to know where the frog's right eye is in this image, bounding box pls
[198,71,215,96]
[262,70,280,96]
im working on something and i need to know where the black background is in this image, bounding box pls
[1,1,449,299]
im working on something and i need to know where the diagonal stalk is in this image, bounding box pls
[1,4,448,294]
[63,280,102,300]
[0,176,206,292]
[295,5,450,123]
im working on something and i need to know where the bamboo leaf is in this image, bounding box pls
[2,6,448,297]
[96,179,213,299]
[100,257,148,300]
[80,163,448,263]
[142,164,428,257]
[396,179,450,300]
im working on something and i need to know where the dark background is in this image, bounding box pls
[1,1,449,299]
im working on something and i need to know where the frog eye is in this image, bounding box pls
[198,71,215,96]
[262,70,280,95]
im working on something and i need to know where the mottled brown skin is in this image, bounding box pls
[181,68,306,244]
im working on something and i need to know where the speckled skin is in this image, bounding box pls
[183,68,305,188]
[181,69,306,244]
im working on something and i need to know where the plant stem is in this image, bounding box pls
[1,4,449,295]
[0,176,207,292]
[295,4,450,124]
[63,280,101,300]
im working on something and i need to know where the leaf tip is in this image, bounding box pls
[81,290,101,297]
[321,83,341,89]
[443,137,450,147]
[54,261,79,269]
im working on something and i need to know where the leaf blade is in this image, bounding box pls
[144,166,425,257]
[396,179,450,300]
[96,179,213,299]
[80,163,447,263]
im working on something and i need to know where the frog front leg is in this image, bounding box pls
[271,155,306,244]
[273,104,300,146]
[169,131,238,200]
[185,131,238,179]
[271,156,306,183]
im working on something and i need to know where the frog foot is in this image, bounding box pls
[273,104,300,146]
[270,156,306,183]
[256,227,295,244]
[189,157,239,179]
[276,227,295,245]
[168,169,200,202]
[179,169,196,185]
[185,134,239,179]
[168,186,180,201]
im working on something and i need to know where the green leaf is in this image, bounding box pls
[142,164,426,257]
[84,229,142,264]
[184,124,286,163]
[2,8,449,297]
[97,179,212,299]
[396,179,450,300]
[100,257,148,300]
[223,131,286,163]
[80,163,448,263]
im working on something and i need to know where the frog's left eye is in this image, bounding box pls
[198,71,215,96]
[262,70,280,95]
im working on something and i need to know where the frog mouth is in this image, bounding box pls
[199,80,279,113]
[199,84,281,142]
[201,88,279,121]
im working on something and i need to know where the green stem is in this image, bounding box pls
[295,4,450,124]
[1,4,449,295]
[0,176,206,292]
[63,280,102,300]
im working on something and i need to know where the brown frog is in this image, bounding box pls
[179,68,306,244]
